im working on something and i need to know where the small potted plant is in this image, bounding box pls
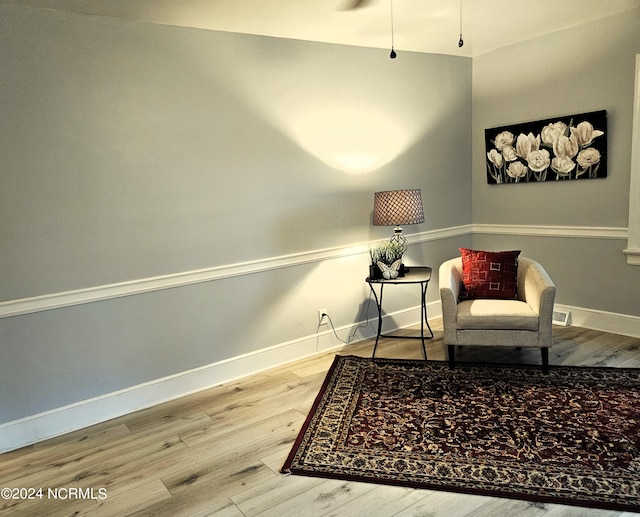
[369,240,407,279]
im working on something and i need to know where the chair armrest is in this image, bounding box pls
[519,259,556,340]
[439,258,462,344]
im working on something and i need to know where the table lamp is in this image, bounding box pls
[372,189,424,249]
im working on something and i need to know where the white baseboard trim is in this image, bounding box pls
[0,303,436,453]
[3,299,638,454]
[554,304,640,338]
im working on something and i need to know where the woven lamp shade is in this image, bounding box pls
[372,189,424,226]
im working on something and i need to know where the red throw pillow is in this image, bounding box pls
[458,248,520,300]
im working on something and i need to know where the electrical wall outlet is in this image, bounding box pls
[318,309,328,325]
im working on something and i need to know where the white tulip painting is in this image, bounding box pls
[485,110,607,184]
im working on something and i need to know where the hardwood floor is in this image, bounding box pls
[2,321,640,516]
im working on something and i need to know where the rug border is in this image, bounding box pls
[282,464,640,514]
[281,354,344,474]
[281,354,640,513]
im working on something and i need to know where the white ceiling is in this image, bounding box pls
[5,0,640,57]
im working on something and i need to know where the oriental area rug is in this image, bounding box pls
[282,355,640,512]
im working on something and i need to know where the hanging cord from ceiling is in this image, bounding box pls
[458,0,464,47]
[389,0,397,58]
[388,0,462,59]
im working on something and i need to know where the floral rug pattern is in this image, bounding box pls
[282,355,640,512]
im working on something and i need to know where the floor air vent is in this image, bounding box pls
[553,310,571,326]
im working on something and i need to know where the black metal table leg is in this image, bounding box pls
[365,266,433,361]
[420,281,433,359]
[370,283,384,358]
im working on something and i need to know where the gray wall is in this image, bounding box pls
[1,5,470,300]
[472,10,640,316]
[0,4,472,423]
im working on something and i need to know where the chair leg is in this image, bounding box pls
[448,345,456,369]
[541,347,549,374]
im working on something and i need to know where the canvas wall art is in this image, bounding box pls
[485,110,607,184]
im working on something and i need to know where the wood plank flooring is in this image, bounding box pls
[2,321,640,516]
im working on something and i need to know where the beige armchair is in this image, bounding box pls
[439,257,556,373]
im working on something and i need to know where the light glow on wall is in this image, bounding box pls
[286,107,408,173]
[209,39,438,174]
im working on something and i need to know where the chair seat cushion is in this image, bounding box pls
[457,299,539,330]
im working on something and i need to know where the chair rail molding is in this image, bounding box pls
[0,225,471,319]
[0,222,629,319]
[624,53,640,265]
[472,224,627,240]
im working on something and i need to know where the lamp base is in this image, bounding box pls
[390,227,407,250]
